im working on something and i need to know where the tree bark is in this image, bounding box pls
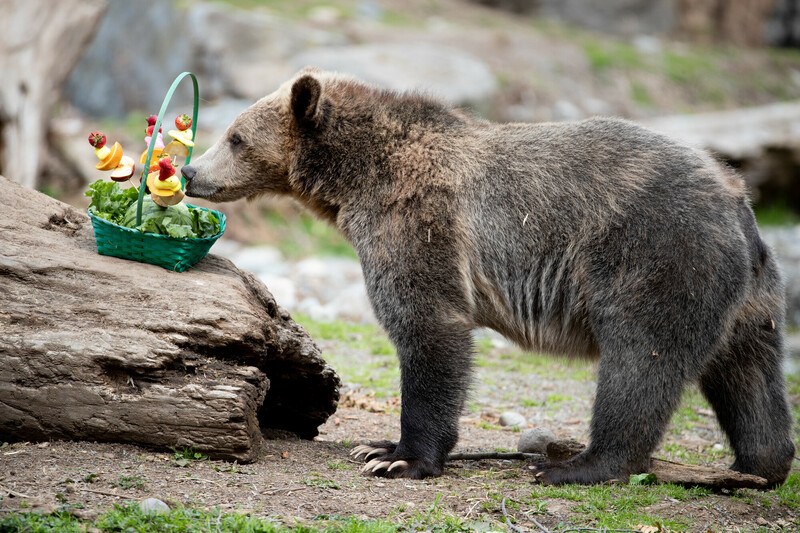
[0,176,340,462]
[0,0,107,189]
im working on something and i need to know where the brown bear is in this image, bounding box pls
[182,67,795,485]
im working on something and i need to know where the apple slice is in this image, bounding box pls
[151,192,169,207]
[158,188,184,205]
[109,158,135,182]
[162,140,189,158]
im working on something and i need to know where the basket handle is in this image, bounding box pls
[136,71,199,226]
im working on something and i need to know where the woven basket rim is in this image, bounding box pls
[88,204,226,244]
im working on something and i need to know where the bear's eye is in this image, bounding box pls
[229,133,243,148]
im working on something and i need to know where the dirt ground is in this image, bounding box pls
[2,335,799,532]
[0,408,795,532]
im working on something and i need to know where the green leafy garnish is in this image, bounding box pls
[86,179,221,239]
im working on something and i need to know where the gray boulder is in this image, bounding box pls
[64,0,193,118]
[186,3,346,101]
[761,226,800,328]
[538,0,677,37]
[518,427,557,454]
[499,411,527,428]
[291,43,497,107]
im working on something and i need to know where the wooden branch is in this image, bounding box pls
[448,451,543,461]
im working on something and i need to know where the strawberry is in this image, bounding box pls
[88,131,106,149]
[145,115,162,133]
[175,114,192,131]
[158,157,175,181]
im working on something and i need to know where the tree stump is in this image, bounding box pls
[0,0,107,190]
[0,176,340,462]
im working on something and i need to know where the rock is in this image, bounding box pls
[290,43,497,107]
[64,0,193,118]
[324,282,376,324]
[227,245,287,276]
[186,3,346,102]
[761,226,800,327]
[257,275,298,310]
[0,176,340,461]
[499,411,526,428]
[139,498,170,514]
[643,101,800,161]
[553,100,583,121]
[537,0,677,37]
[517,427,556,454]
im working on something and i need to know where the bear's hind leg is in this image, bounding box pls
[535,338,688,485]
[699,320,795,486]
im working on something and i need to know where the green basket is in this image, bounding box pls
[87,71,226,272]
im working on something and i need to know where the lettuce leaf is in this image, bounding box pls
[85,179,139,225]
[88,180,222,239]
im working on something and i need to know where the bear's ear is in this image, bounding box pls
[290,75,322,125]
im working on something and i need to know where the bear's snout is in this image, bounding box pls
[181,165,196,181]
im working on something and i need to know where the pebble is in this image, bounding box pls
[499,411,527,428]
[517,427,557,454]
[139,498,170,514]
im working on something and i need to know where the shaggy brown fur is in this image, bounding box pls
[182,68,795,485]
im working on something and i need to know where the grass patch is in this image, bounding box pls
[475,350,592,381]
[293,313,399,397]
[581,38,643,71]
[294,313,394,356]
[754,201,800,226]
[529,483,708,530]
[111,474,148,491]
[775,472,800,509]
[668,386,710,435]
[630,80,653,107]
[303,475,341,489]
[0,502,407,533]
[261,208,357,260]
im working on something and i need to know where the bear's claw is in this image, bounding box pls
[350,441,438,479]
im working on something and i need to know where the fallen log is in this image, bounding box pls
[0,176,340,462]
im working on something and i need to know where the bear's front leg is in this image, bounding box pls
[351,322,474,478]
[352,270,472,479]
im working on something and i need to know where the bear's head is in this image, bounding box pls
[183,67,342,203]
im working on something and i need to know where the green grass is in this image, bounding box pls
[112,474,148,491]
[754,201,800,226]
[630,80,653,107]
[294,313,394,356]
[668,386,710,435]
[0,503,404,533]
[292,313,399,397]
[261,209,357,260]
[475,350,592,381]
[581,38,643,71]
[528,483,709,530]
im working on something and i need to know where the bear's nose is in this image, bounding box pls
[181,165,196,181]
